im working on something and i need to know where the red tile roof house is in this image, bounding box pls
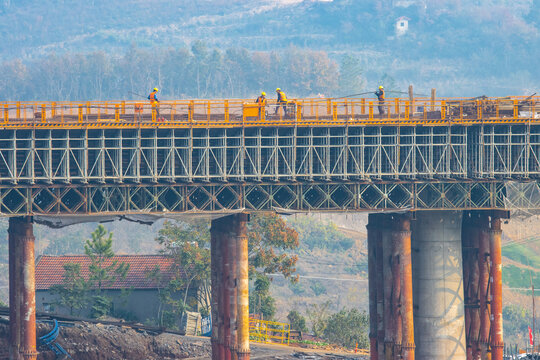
[35,255,202,326]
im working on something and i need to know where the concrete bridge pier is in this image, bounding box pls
[413,211,467,360]
[8,217,38,360]
[211,214,250,360]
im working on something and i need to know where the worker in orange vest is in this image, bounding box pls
[255,91,267,119]
[375,86,385,115]
[148,87,163,121]
[275,88,288,116]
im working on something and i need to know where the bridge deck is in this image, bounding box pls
[1,96,539,128]
[0,96,539,215]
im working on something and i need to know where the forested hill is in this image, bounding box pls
[1,0,539,97]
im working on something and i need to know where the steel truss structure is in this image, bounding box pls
[0,181,512,216]
[0,125,538,215]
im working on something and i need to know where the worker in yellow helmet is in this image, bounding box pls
[375,86,385,116]
[275,88,288,116]
[255,91,267,120]
[148,87,164,121]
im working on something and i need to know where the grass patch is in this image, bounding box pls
[503,264,540,289]
[502,242,540,268]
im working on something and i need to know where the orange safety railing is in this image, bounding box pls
[0,96,538,128]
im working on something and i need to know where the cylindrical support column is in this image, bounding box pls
[413,211,466,360]
[9,218,22,360]
[211,219,222,360]
[222,220,232,360]
[489,217,503,360]
[9,217,37,360]
[391,216,402,360]
[382,215,395,360]
[229,217,238,360]
[367,214,380,360]
[236,214,250,360]
[478,217,491,360]
[395,215,415,360]
[375,216,386,359]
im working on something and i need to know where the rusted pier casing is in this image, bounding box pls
[210,219,222,360]
[211,214,250,360]
[478,216,491,360]
[8,217,38,360]
[390,215,402,360]
[367,214,379,360]
[375,217,385,359]
[235,214,250,360]
[489,216,503,360]
[462,212,482,360]
[395,215,414,360]
[382,215,395,360]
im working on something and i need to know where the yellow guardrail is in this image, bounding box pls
[0,96,538,128]
[249,317,290,345]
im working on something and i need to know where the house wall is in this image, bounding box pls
[36,286,200,323]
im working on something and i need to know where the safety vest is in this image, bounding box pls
[278,91,287,102]
[376,90,385,101]
[149,91,158,103]
[256,96,266,105]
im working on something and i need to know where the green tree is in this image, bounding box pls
[287,310,307,332]
[306,300,332,338]
[287,216,354,252]
[84,225,129,317]
[50,263,88,315]
[249,274,276,320]
[156,219,211,318]
[310,281,327,296]
[323,308,369,348]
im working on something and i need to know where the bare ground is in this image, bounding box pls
[0,322,367,360]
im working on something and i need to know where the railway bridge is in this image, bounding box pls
[3,95,540,360]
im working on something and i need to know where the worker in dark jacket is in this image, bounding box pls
[375,86,385,115]
[148,87,163,121]
[255,92,267,119]
[275,88,288,116]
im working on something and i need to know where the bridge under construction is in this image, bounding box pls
[4,95,540,360]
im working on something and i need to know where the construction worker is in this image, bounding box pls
[148,87,163,121]
[255,92,267,119]
[275,88,288,116]
[375,86,385,115]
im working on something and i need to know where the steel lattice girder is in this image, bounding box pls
[0,181,515,216]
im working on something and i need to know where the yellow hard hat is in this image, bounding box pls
[379,86,384,89]
[276,88,281,92]
[153,87,159,92]
[261,92,266,96]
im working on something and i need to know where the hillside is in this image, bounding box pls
[0,0,539,96]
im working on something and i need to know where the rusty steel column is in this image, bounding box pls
[229,217,238,360]
[375,215,386,360]
[9,217,37,360]
[9,218,22,360]
[236,214,250,360]
[390,215,402,360]
[210,218,222,360]
[478,214,491,360]
[222,218,232,360]
[367,214,379,360]
[489,216,503,360]
[395,215,414,360]
[382,215,395,360]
